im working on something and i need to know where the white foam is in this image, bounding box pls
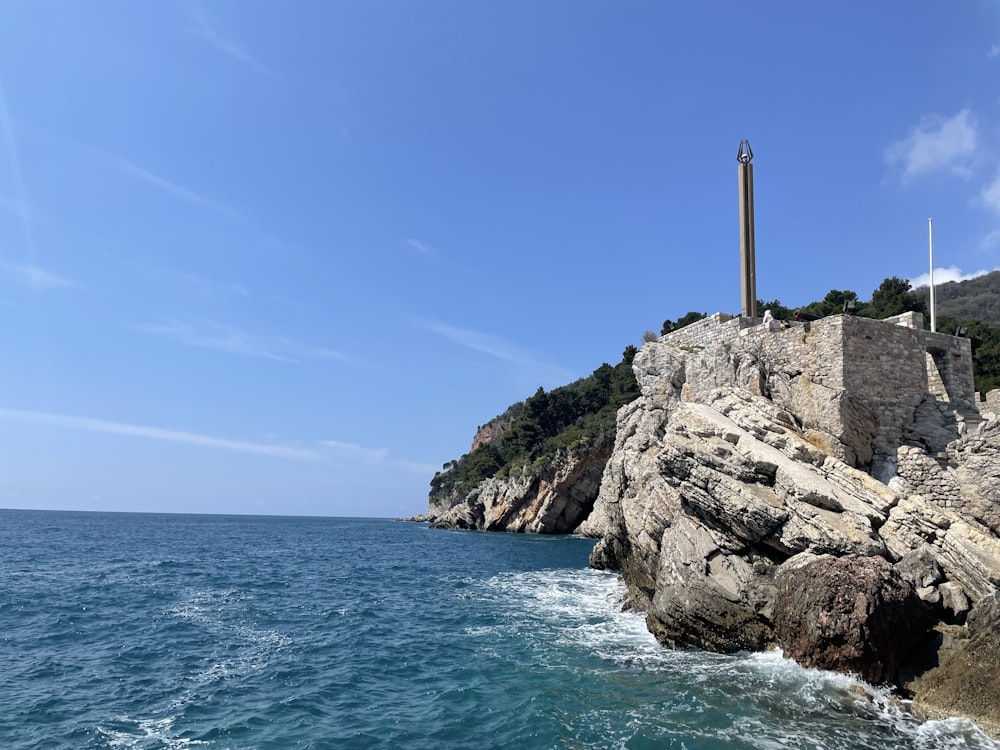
[98,587,293,747]
[477,567,1000,749]
[96,715,209,749]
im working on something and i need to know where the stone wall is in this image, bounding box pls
[659,310,977,475]
[662,312,757,350]
[841,315,929,464]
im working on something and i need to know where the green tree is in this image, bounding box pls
[866,277,926,319]
[801,289,861,318]
[662,311,707,335]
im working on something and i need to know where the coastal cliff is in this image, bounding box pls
[430,439,611,533]
[578,312,1000,733]
[427,348,640,533]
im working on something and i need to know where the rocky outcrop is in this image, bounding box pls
[430,439,612,534]
[581,315,1000,731]
[903,594,1000,737]
[470,415,514,452]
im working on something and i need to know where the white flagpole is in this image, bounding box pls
[929,218,936,333]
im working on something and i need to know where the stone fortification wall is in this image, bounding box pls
[659,310,977,473]
[759,316,846,391]
[920,330,975,405]
[841,315,929,464]
[662,312,747,349]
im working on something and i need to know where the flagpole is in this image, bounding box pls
[929,218,936,333]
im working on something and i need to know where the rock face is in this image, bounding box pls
[580,312,1000,731]
[430,439,612,534]
[470,415,514,452]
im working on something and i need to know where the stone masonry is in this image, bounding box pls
[659,310,976,486]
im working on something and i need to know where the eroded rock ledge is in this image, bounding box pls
[578,313,1000,733]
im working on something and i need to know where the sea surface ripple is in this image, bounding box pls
[1,510,997,749]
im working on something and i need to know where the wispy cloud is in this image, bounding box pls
[989,44,1000,59]
[979,166,1000,249]
[981,229,1000,251]
[0,73,40,269]
[982,165,1000,215]
[404,238,435,254]
[115,158,243,221]
[417,320,541,364]
[394,459,440,475]
[321,440,391,463]
[909,266,993,288]
[180,2,278,79]
[134,317,350,364]
[320,440,437,475]
[99,248,250,300]
[884,109,978,182]
[414,318,575,383]
[0,408,320,461]
[0,261,74,291]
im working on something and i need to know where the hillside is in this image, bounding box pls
[915,270,1000,325]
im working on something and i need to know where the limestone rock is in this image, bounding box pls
[881,495,1000,604]
[772,554,932,684]
[645,515,775,652]
[939,581,971,621]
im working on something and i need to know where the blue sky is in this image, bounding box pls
[1,1,999,517]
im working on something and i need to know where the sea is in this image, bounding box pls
[1,510,997,750]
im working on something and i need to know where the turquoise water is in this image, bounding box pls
[1,510,997,749]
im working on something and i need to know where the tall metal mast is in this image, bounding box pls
[737,140,757,318]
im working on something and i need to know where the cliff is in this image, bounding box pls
[579,312,1000,733]
[427,349,640,532]
[429,439,612,533]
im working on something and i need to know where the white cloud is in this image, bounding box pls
[115,158,243,221]
[134,317,350,364]
[320,440,437,475]
[982,166,1000,215]
[417,320,540,365]
[413,318,577,385]
[909,266,993,289]
[0,261,73,291]
[321,440,391,463]
[884,109,977,182]
[180,3,278,79]
[981,229,1000,251]
[404,238,434,254]
[989,44,1000,59]
[0,408,320,461]
[96,247,250,300]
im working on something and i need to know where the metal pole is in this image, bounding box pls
[928,218,935,333]
[737,140,756,318]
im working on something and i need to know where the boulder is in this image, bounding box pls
[772,554,932,684]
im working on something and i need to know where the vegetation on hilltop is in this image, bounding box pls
[914,270,1000,326]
